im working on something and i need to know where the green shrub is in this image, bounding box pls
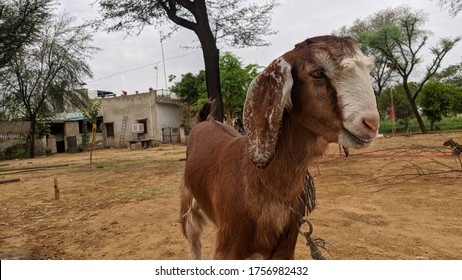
[0,142,29,161]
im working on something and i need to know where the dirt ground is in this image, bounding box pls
[1,131,461,260]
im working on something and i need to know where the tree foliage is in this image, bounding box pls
[420,81,460,130]
[81,99,101,164]
[0,13,99,157]
[170,71,206,105]
[351,5,460,133]
[218,52,259,124]
[95,0,278,121]
[439,0,462,16]
[172,52,259,125]
[433,62,462,87]
[0,0,53,69]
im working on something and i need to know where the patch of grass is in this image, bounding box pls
[161,150,186,156]
[379,115,462,134]
[84,183,178,202]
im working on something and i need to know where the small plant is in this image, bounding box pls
[0,142,29,160]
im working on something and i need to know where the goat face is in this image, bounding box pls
[243,35,380,168]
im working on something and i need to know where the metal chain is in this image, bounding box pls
[291,171,332,260]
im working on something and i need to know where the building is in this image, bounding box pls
[0,89,185,156]
[100,88,183,148]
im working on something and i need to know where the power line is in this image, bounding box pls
[87,49,202,83]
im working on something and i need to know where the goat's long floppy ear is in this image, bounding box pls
[243,57,293,169]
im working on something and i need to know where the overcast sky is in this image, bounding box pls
[58,0,462,95]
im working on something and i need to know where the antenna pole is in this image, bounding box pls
[160,31,168,93]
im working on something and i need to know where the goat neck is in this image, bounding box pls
[255,111,327,203]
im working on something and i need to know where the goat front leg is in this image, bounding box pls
[213,229,256,260]
[269,227,299,260]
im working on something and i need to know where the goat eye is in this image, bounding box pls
[310,69,327,80]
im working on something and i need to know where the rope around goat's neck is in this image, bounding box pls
[256,169,331,260]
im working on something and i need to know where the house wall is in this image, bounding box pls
[65,122,79,137]
[0,121,30,151]
[98,90,183,148]
[156,103,183,142]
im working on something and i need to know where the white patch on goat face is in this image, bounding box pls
[335,49,380,148]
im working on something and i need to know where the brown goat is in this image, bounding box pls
[180,35,380,259]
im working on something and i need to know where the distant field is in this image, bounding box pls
[380,115,462,134]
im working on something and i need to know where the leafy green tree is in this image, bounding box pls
[96,0,278,122]
[172,52,259,124]
[219,52,259,125]
[434,62,462,87]
[170,71,206,105]
[0,13,99,158]
[453,87,462,115]
[420,81,459,130]
[0,0,52,69]
[353,6,460,133]
[81,99,101,164]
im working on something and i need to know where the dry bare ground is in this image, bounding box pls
[0,131,461,260]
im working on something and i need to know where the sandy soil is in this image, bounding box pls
[1,131,461,260]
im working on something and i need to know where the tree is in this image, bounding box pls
[0,13,99,158]
[420,81,458,130]
[0,0,52,69]
[172,52,259,125]
[356,5,460,133]
[170,71,206,105]
[81,99,101,164]
[439,0,462,16]
[96,0,278,122]
[433,62,462,87]
[218,52,258,125]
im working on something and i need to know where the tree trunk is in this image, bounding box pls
[29,115,36,158]
[193,3,224,122]
[201,44,224,122]
[403,81,428,133]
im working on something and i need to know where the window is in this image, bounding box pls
[105,123,114,137]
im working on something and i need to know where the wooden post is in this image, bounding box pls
[54,177,60,200]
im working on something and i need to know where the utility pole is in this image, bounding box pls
[160,31,168,93]
[154,65,159,90]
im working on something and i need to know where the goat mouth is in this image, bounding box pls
[342,128,373,147]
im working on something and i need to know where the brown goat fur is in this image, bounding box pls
[180,35,379,259]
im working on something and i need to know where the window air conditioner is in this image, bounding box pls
[132,123,145,134]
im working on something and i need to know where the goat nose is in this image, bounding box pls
[362,115,380,136]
